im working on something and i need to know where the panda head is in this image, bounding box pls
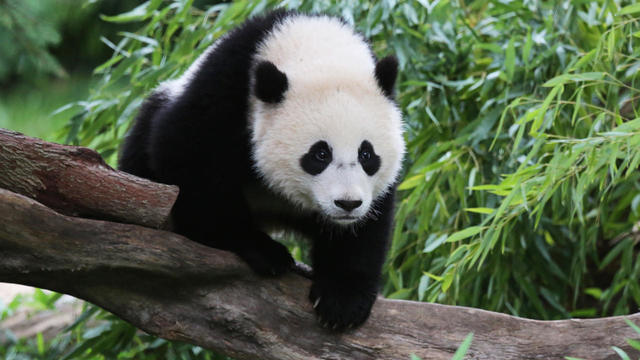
[250,16,405,225]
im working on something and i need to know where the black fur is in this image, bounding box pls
[254,61,288,103]
[374,55,398,98]
[358,140,381,176]
[119,10,399,331]
[300,140,332,175]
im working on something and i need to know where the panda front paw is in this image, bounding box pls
[238,234,294,276]
[309,282,376,331]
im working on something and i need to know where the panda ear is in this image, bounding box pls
[374,55,398,98]
[254,61,288,104]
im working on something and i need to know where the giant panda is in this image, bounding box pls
[119,9,405,330]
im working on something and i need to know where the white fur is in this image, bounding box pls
[250,15,405,223]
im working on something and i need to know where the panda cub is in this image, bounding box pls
[119,10,405,330]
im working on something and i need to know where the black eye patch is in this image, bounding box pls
[358,140,381,176]
[300,141,332,175]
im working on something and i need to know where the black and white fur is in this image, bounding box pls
[119,10,405,330]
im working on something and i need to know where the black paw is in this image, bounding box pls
[239,235,294,277]
[309,282,376,331]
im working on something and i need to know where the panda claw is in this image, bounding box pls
[313,297,321,309]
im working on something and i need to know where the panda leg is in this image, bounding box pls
[232,230,295,276]
[171,185,294,277]
[308,190,395,330]
[309,230,385,330]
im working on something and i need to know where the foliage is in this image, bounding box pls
[0,291,230,360]
[0,0,68,82]
[3,0,640,358]
[0,0,145,85]
[390,0,640,320]
[0,76,93,141]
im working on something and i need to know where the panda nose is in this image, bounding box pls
[334,199,362,212]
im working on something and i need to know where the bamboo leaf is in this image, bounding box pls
[619,3,640,15]
[446,226,485,243]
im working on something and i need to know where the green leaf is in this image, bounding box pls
[627,338,640,350]
[464,207,494,214]
[418,275,429,301]
[542,72,605,87]
[423,272,444,282]
[607,30,615,60]
[100,2,152,23]
[599,238,632,270]
[625,319,640,335]
[619,3,640,15]
[522,30,532,65]
[584,288,602,300]
[451,333,474,360]
[387,288,413,300]
[442,269,455,292]
[446,226,485,243]
[530,84,562,135]
[504,38,515,82]
[424,234,448,252]
[571,49,596,71]
[37,332,45,355]
[398,174,424,190]
[611,346,631,360]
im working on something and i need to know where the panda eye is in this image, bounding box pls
[315,150,329,162]
[300,141,332,176]
[359,150,371,162]
[358,140,380,176]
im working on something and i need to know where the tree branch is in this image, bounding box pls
[0,129,178,228]
[1,130,640,359]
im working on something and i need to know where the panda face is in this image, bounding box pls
[249,14,405,224]
[251,84,404,225]
[298,139,383,223]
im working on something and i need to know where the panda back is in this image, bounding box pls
[128,10,295,184]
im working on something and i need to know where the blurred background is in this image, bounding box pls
[0,0,141,140]
[1,0,640,358]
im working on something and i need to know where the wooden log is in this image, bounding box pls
[1,188,638,360]
[0,129,178,228]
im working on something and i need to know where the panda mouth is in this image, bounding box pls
[332,216,358,221]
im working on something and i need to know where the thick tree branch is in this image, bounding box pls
[2,190,640,359]
[1,131,640,359]
[0,129,178,228]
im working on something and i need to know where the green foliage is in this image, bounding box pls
[1,291,230,360]
[387,0,640,320]
[0,0,143,84]
[0,0,68,81]
[0,76,93,140]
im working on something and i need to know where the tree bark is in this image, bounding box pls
[0,129,178,228]
[1,130,640,359]
[1,188,639,360]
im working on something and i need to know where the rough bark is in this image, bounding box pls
[0,129,178,228]
[1,188,639,360]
